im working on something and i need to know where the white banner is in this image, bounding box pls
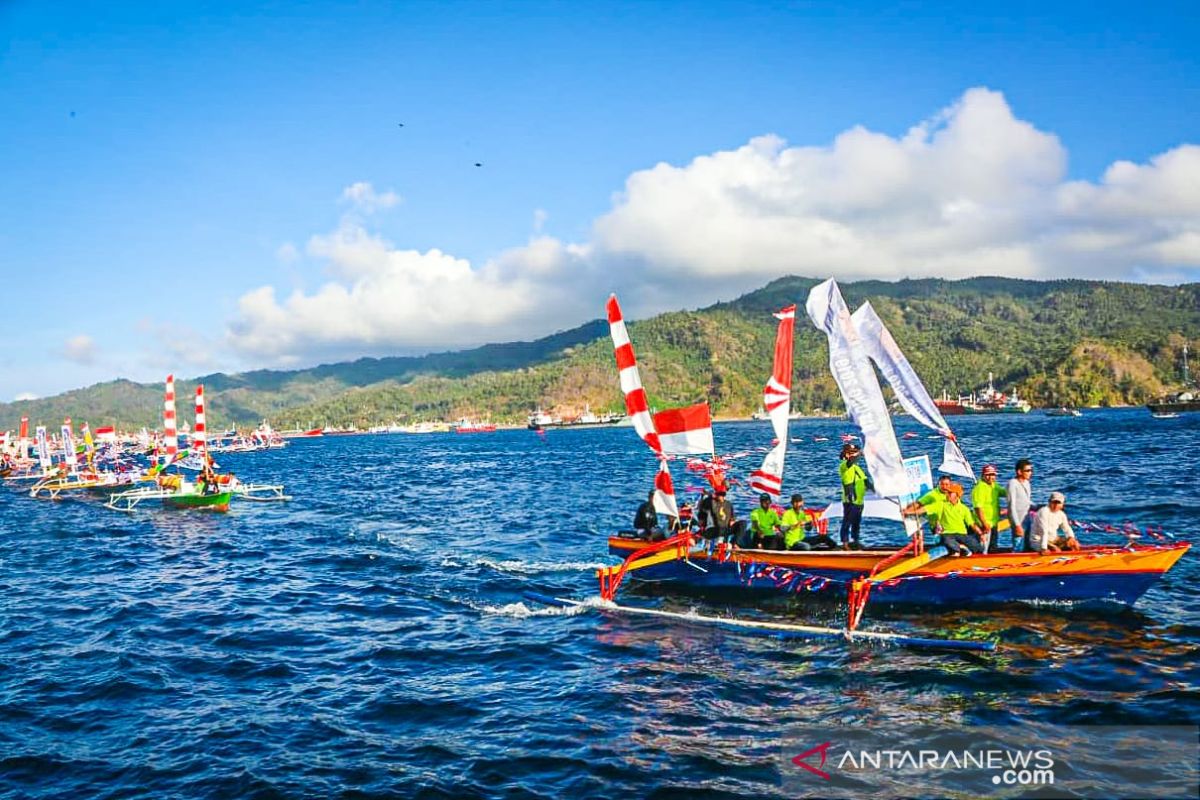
[939,438,975,481]
[806,279,907,497]
[851,302,951,436]
[61,424,77,469]
[852,301,974,479]
[35,426,50,468]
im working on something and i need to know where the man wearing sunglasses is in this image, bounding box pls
[1007,459,1034,551]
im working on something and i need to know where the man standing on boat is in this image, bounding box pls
[1007,459,1034,551]
[838,444,867,549]
[971,464,1007,552]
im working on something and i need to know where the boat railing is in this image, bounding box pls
[597,530,696,601]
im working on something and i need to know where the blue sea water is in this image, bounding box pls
[1,408,1197,798]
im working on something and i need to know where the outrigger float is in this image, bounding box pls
[527,283,1192,651]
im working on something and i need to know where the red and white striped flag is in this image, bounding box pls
[194,385,207,458]
[163,374,178,457]
[607,294,677,517]
[652,402,714,456]
[749,305,796,498]
[18,416,28,442]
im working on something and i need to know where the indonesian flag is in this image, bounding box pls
[653,459,679,518]
[94,426,116,443]
[652,403,714,456]
[749,305,796,498]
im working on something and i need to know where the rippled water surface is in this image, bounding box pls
[2,409,1198,798]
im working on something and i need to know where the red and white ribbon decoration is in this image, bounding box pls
[607,294,678,517]
[194,384,207,459]
[163,374,178,457]
[749,305,796,497]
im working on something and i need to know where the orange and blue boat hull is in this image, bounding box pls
[606,538,1190,606]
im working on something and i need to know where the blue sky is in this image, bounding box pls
[1,0,1197,401]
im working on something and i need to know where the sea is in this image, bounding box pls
[1,408,1197,799]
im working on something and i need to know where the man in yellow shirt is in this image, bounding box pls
[838,444,868,549]
[970,464,1007,553]
[904,482,982,556]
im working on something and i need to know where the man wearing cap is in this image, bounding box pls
[707,486,742,545]
[781,493,837,550]
[838,444,868,549]
[1007,459,1034,551]
[1030,492,1079,554]
[904,481,982,556]
[971,465,1008,553]
[903,474,953,534]
[750,493,784,550]
[633,490,664,541]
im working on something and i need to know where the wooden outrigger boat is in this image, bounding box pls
[606,535,1190,607]
[530,283,1192,651]
[105,477,233,513]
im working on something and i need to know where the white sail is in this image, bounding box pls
[35,425,51,469]
[805,279,907,498]
[850,301,974,479]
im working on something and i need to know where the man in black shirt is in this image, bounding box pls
[633,490,663,541]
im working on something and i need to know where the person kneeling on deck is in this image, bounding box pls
[633,490,664,542]
[750,493,783,550]
[1030,492,1080,554]
[838,444,868,550]
[904,482,982,556]
[971,464,1007,553]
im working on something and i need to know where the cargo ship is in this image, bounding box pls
[934,372,1032,415]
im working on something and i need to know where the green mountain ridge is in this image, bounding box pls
[3,276,1197,431]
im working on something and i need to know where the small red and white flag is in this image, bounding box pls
[652,403,714,456]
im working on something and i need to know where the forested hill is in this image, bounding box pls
[3,277,1198,431]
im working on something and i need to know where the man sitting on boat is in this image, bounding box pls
[1030,491,1080,553]
[780,493,837,550]
[633,490,664,542]
[913,474,953,536]
[971,464,1008,553]
[904,482,982,556]
[749,493,783,549]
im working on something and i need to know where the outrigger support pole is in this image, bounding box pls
[596,531,696,601]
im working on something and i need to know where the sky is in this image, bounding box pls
[1,0,1198,401]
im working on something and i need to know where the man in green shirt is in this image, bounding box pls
[780,493,837,550]
[905,482,982,556]
[838,444,868,549]
[907,474,953,533]
[749,493,783,550]
[970,464,1007,553]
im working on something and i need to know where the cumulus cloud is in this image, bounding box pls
[61,335,97,365]
[225,89,1200,364]
[14,392,37,402]
[341,182,400,214]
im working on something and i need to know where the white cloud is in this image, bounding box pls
[340,182,400,214]
[225,88,1200,365]
[61,335,97,365]
[276,242,300,263]
[14,392,37,402]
